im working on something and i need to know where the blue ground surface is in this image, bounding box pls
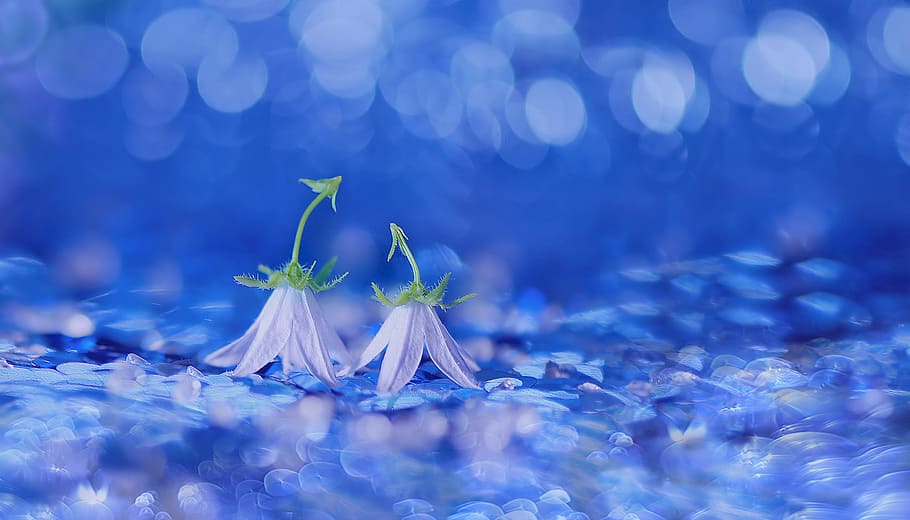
[2,251,909,519]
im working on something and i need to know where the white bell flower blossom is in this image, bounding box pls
[205,285,351,384]
[343,223,481,393]
[202,176,351,386]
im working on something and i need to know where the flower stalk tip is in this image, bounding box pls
[291,176,342,266]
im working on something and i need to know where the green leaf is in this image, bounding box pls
[299,176,342,212]
[313,256,338,286]
[257,264,274,275]
[234,275,269,289]
[443,292,478,310]
[371,283,395,306]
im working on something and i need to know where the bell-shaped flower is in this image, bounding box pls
[205,283,350,384]
[342,223,480,393]
[203,177,351,386]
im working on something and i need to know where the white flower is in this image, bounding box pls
[205,286,351,386]
[343,302,480,393]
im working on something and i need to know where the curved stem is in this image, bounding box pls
[290,190,330,266]
[400,237,421,286]
[390,224,421,286]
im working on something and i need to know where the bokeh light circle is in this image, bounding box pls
[398,69,464,139]
[0,0,48,66]
[201,0,290,23]
[141,8,239,73]
[312,61,377,99]
[124,123,185,161]
[301,0,385,63]
[809,42,851,105]
[883,7,910,74]
[742,35,816,106]
[762,10,830,73]
[632,66,687,134]
[121,64,189,125]
[298,0,387,99]
[524,78,586,145]
[493,9,579,61]
[742,10,830,107]
[450,43,514,94]
[498,0,581,25]
[35,25,129,100]
[197,53,269,113]
[668,0,745,45]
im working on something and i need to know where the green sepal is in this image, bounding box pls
[442,292,478,310]
[371,283,395,306]
[424,273,451,304]
[393,285,414,306]
[312,257,338,286]
[234,275,269,289]
[312,271,349,293]
[374,275,476,309]
[266,270,287,288]
[238,258,347,293]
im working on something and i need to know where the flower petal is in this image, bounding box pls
[304,289,352,368]
[279,322,308,374]
[292,289,339,386]
[423,306,480,389]
[204,288,284,367]
[204,321,258,367]
[342,306,405,376]
[377,304,426,394]
[232,287,294,376]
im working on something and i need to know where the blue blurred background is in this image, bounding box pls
[7,3,910,518]
[2,0,909,304]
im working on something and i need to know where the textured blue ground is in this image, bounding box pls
[2,251,910,519]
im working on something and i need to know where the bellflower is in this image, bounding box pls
[341,223,480,393]
[204,177,351,385]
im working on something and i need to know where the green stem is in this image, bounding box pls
[290,190,330,266]
[400,236,421,286]
[390,224,421,286]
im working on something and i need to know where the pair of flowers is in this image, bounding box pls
[204,177,480,394]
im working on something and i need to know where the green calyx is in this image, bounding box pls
[234,176,347,292]
[371,223,477,309]
[235,257,348,292]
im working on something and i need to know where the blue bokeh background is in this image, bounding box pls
[2,0,910,304]
[6,3,910,519]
